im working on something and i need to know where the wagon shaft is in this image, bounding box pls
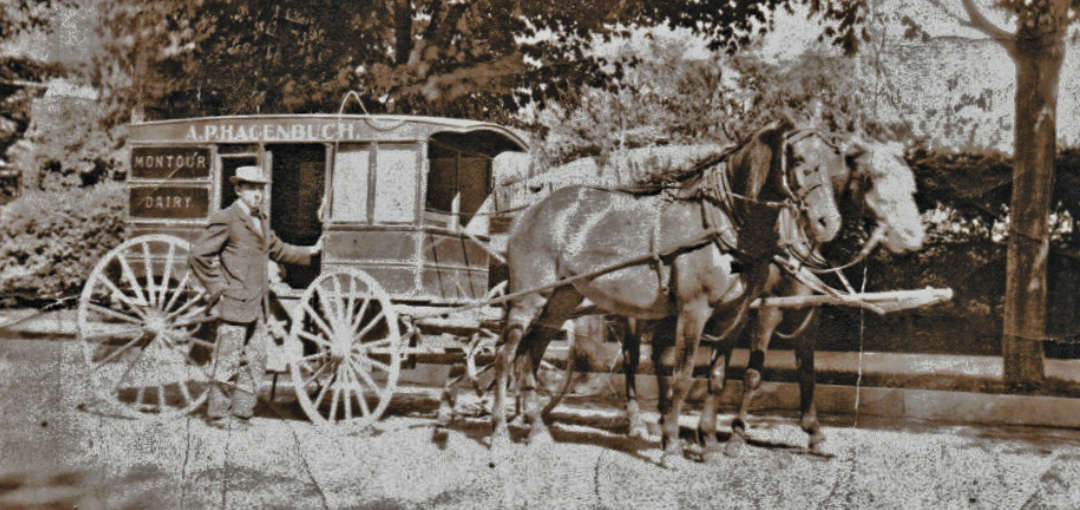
[752,287,954,312]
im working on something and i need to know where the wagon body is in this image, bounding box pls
[78,114,528,427]
[124,114,526,304]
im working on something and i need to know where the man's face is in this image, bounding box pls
[236,182,266,211]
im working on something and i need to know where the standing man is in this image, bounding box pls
[189,165,322,427]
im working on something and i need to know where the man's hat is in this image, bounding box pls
[229,165,270,185]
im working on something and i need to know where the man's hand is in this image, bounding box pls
[309,234,325,256]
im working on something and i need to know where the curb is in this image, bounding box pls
[560,376,1080,430]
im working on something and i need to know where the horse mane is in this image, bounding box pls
[610,122,787,198]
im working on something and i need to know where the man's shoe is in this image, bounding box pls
[208,415,250,430]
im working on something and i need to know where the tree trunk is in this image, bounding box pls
[1002,22,1065,387]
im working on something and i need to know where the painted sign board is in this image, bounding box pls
[131,147,211,179]
[128,186,210,219]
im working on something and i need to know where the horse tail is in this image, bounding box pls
[542,334,578,418]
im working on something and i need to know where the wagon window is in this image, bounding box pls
[331,143,370,222]
[372,144,419,223]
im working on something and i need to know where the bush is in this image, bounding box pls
[0,182,128,306]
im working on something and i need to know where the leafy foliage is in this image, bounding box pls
[7,93,127,191]
[0,182,128,306]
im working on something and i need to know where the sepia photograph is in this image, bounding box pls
[1,0,1080,508]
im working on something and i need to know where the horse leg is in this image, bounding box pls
[660,295,711,467]
[723,302,779,457]
[697,314,738,462]
[491,293,546,462]
[621,317,649,440]
[795,312,825,452]
[650,320,675,440]
[522,286,583,446]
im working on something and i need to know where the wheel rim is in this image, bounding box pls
[77,235,214,418]
[289,269,400,429]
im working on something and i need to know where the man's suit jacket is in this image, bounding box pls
[189,202,313,323]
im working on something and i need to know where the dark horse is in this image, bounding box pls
[489,120,847,465]
[584,138,925,460]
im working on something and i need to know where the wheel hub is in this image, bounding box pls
[143,309,168,336]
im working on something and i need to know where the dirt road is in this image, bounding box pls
[2,338,1080,509]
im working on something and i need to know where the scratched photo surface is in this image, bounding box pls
[3,1,1080,508]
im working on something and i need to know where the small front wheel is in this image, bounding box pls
[288,269,401,430]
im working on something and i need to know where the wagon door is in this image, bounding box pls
[266,143,327,289]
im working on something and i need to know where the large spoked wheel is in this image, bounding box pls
[288,269,401,430]
[77,235,216,419]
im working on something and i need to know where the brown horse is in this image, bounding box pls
[721,139,925,457]
[593,138,925,460]
[489,120,846,466]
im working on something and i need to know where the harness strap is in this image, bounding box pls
[650,207,668,295]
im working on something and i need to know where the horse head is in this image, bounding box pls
[842,138,925,254]
[721,120,843,248]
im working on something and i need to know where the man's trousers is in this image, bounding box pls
[207,320,267,419]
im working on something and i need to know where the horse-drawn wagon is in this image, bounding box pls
[77,111,951,461]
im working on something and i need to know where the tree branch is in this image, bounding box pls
[960,0,1016,51]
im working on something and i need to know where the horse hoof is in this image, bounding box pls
[628,425,650,441]
[724,434,747,458]
[436,406,454,428]
[489,434,512,468]
[432,426,450,448]
[660,448,688,469]
[808,433,826,453]
[528,426,554,447]
[701,444,726,463]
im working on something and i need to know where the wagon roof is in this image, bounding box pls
[128,114,529,151]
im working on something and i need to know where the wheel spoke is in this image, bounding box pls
[350,359,385,400]
[302,361,332,388]
[160,241,176,310]
[343,277,357,331]
[349,295,371,334]
[163,271,191,313]
[302,303,337,342]
[166,290,207,322]
[357,336,394,351]
[141,241,157,307]
[328,366,342,421]
[172,309,216,329]
[93,274,147,318]
[300,351,331,363]
[345,362,372,416]
[330,275,346,331]
[355,310,386,341]
[341,364,361,420]
[297,329,334,349]
[157,385,166,411]
[90,332,147,368]
[115,250,149,307]
[312,370,335,409]
[315,286,344,336]
[85,302,143,326]
[362,356,393,374]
